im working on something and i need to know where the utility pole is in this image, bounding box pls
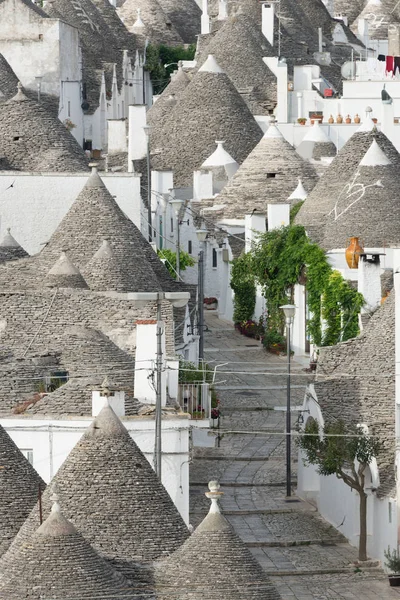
[198,248,204,362]
[154,296,163,479]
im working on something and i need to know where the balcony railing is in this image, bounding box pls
[177,383,211,420]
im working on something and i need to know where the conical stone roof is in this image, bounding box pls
[28,326,137,416]
[321,141,400,250]
[0,228,28,262]
[4,405,189,577]
[0,84,89,172]
[82,239,145,292]
[296,122,337,161]
[333,0,367,24]
[118,0,183,45]
[0,424,45,557]
[151,55,263,187]
[147,67,190,126]
[0,497,136,599]
[195,14,277,114]
[295,129,400,243]
[157,0,201,42]
[352,0,396,39]
[45,252,89,289]
[155,481,281,599]
[39,167,163,292]
[218,122,318,219]
[0,54,18,103]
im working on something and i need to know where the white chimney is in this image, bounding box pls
[128,105,147,171]
[358,254,382,314]
[107,119,127,154]
[262,2,274,46]
[92,390,126,417]
[134,319,166,406]
[245,213,266,253]
[151,170,173,213]
[193,170,213,200]
[201,0,210,34]
[217,0,227,20]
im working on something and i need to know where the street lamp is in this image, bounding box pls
[131,290,190,479]
[170,198,184,280]
[280,303,296,498]
[196,226,208,363]
[143,125,152,244]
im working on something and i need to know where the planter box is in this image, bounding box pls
[389,576,400,587]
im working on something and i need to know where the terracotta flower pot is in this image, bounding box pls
[345,237,364,269]
[336,114,343,124]
[328,115,334,124]
[345,115,351,124]
[354,114,361,124]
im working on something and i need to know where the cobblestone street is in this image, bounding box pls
[189,312,400,599]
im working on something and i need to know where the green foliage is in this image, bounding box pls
[384,547,400,574]
[230,253,256,323]
[145,44,196,94]
[298,419,379,483]
[178,360,213,384]
[290,201,304,223]
[244,224,364,347]
[157,248,195,279]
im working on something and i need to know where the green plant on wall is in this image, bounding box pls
[230,252,256,323]
[232,224,364,348]
[157,248,195,279]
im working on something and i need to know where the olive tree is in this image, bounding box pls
[297,419,380,561]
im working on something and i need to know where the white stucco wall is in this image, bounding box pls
[2,415,190,523]
[0,172,142,254]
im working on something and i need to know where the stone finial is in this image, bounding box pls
[101,376,111,397]
[205,480,223,513]
[88,163,98,174]
[50,490,61,514]
[133,8,145,28]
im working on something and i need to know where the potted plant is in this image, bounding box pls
[297,117,307,125]
[211,407,220,428]
[384,547,400,586]
[204,297,218,310]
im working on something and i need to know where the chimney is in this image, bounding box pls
[151,170,173,213]
[358,254,382,314]
[245,213,266,253]
[107,119,127,154]
[217,0,227,20]
[267,204,290,231]
[201,0,210,34]
[92,377,126,417]
[134,319,166,405]
[261,2,274,46]
[128,105,147,171]
[389,24,400,57]
[193,170,213,201]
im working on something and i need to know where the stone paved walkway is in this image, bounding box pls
[189,312,400,599]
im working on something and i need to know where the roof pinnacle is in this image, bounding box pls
[205,480,223,513]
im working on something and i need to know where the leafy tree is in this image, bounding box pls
[145,44,196,94]
[157,248,195,279]
[297,419,380,561]
[230,252,256,323]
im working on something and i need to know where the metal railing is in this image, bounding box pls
[177,382,211,419]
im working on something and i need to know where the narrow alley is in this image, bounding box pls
[189,312,400,600]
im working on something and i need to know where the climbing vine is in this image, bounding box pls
[231,225,364,348]
[230,252,256,324]
[145,44,196,94]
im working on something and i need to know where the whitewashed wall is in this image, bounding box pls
[2,415,190,523]
[297,388,398,566]
[0,172,142,254]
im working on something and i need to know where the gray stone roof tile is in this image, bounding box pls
[118,0,183,45]
[45,252,89,289]
[0,85,89,172]
[3,405,189,578]
[0,498,138,599]
[156,482,281,599]
[333,0,366,25]
[0,424,45,557]
[158,0,201,42]
[151,56,263,187]
[295,129,400,243]
[195,14,277,115]
[218,122,318,220]
[147,67,190,126]
[321,141,400,250]
[0,228,28,262]
[315,291,395,498]
[352,0,398,39]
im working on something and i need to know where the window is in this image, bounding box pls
[21,449,34,465]
[212,248,217,268]
[67,100,71,118]
[267,173,277,178]
[38,34,43,41]
[389,502,392,524]
[13,136,20,141]
[170,217,174,233]
[188,240,192,255]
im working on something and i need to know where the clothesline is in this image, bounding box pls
[377,53,400,76]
